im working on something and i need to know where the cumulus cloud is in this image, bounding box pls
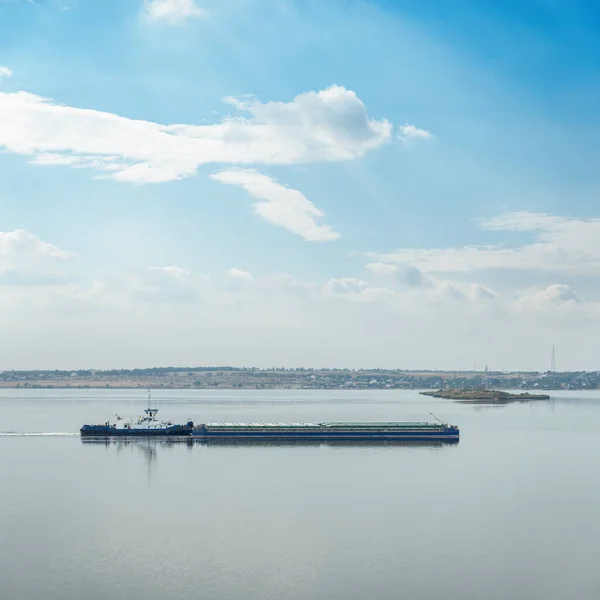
[321,277,409,305]
[469,283,498,301]
[5,253,600,369]
[149,265,191,279]
[376,211,600,275]
[366,262,429,287]
[0,66,12,79]
[366,262,496,303]
[365,262,398,277]
[520,284,580,307]
[323,277,368,296]
[211,170,340,242]
[435,281,467,302]
[130,266,208,302]
[0,229,76,284]
[513,284,586,324]
[0,85,392,183]
[143,0,206,23]
[398,123,432,140]
[228,268,254,281]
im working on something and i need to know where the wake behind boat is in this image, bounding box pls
[80,390,193,437]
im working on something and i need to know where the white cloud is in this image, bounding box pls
[130,266,208,302]
[323,277,368,296]
[513,284,586,325]
[228,268,254,281]
[377,211,600,275]
[481,212,564,232]
[366,262,429,287]
[0,229,76,284]
[144,0,206,23]
[398,123,432,140]
[3,255,600,370]
[519,284,580,307]
[0,85,392,183]
[149,265,191,279]
[365,262,398,276]
[0,66,12,79]
[435,281,466,302]
[212,170,340,242]
[469,283,498,301]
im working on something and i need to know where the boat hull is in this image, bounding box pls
[196,438,458,446]
[191,430,459,441]
[80,425,193,436]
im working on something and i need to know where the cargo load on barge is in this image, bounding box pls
[192,419,459,441]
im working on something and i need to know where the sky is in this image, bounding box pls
[1,0,600,371]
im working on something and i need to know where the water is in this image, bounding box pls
[1,389,600,600]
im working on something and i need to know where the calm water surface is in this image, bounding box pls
[1,389,600,600]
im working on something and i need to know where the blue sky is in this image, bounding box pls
[1,0,599,370]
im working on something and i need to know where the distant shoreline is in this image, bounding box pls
[0,381,570,392]
[0,367,593,391]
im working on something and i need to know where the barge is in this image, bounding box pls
[79,391,458,441]
[192,419,459,441]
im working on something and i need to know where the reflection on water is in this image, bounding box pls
[80,436,458,449]
[80,436,194,448]
[79,436,458,488]
[457,397,557,410]
[80,436,194,469]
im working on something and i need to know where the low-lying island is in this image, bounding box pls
[420,389,550,401]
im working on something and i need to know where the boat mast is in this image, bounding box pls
[145,388,158,420]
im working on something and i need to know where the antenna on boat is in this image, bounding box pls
[146,388,157,415]
[429,412,446,424]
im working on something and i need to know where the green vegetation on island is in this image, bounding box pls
[420,389,550,401]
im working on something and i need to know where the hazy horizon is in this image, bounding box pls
[0,364,570,373]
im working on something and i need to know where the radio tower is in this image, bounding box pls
[551,344,556,373]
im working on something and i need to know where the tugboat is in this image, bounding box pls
[80,390,193,437]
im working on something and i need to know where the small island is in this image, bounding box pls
[420,389,550,401]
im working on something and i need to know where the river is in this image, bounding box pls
[1,388,599,600]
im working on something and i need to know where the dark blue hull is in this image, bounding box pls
[197,439,459,447]
[192,430,459,441]
[80,425,193,436]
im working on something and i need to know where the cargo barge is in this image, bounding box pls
[79,390,458,441]
[192,420,459,441]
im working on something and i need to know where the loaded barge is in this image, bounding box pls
[192,420,459,441]
[79,391,458,441]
